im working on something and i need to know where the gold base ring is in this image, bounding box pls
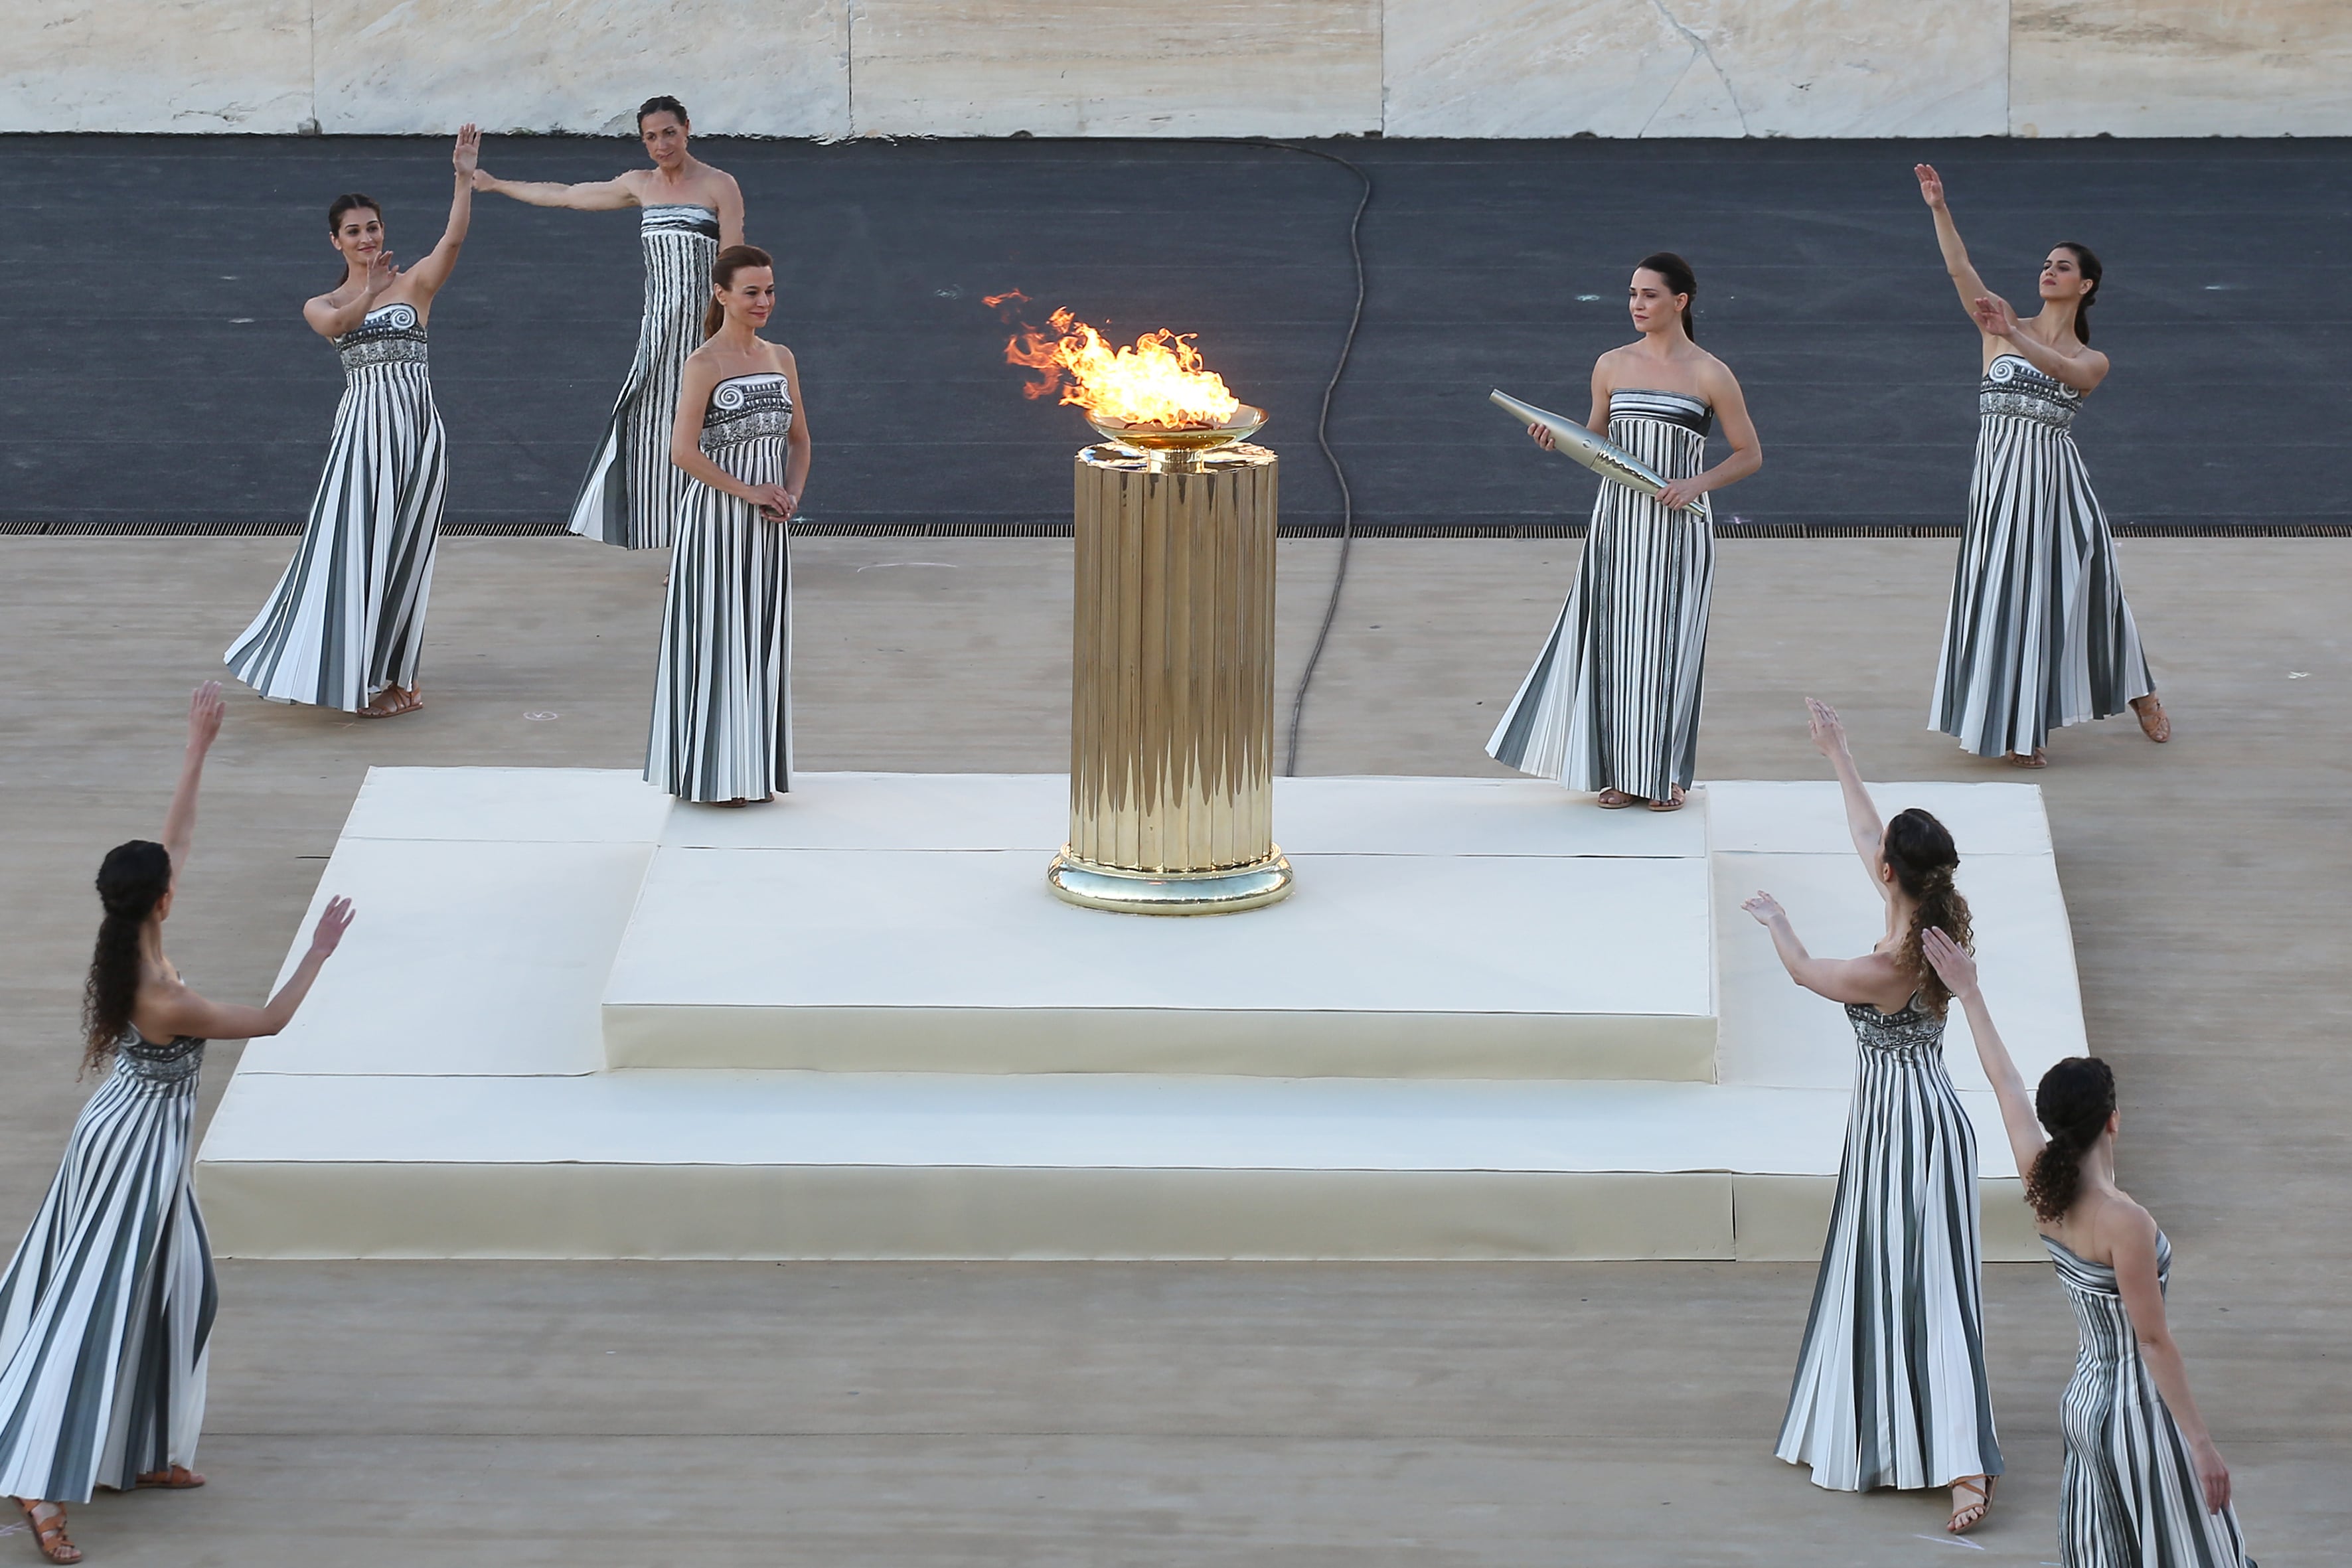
[1046,850,1294,916]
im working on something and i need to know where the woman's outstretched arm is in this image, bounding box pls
[401,125,479,301]
[471,165,637,211]
[1805,698,1885,879]
[143,898,355,1041]
[161,682,224,876]
[1915,163,1994,328]
[1922,927,2047,1180]
[1741,892,1904,1007]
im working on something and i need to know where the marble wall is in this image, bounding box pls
[4,1,2346,136]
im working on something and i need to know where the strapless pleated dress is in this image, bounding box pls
[1930,353,2155,757]
[225,301,444,709]
[647,372,794,802]
[2046,1233,2256,1567]
[0,1034,214,1502]
[1777,996,2003,1492]
[1488,388,1714,803]
[570,203,720,550]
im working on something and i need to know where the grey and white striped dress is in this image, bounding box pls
[0,1034,213,1503]
[1777,995,2003,1491]
[2047,1234,2256,1567]
[569,203,720,550]
[1488,388,1714,802]
[1930,353,2155,757]
[224,301,443,710]
[647,372,793,802]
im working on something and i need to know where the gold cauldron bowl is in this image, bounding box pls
[1085,405,1267,469]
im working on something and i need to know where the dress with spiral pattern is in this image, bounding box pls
[647,372,794,802]
[224,301,443,709]
[1487,388,1715,802]
[1929,353,2154,757]
[2045,1233,2256,1567]
[0,1034,214,1502]
[1777,994,2003,1492]
[569,203,720,549]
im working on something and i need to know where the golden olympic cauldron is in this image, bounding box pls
[1046,404,1293,914]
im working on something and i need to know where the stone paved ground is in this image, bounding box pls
[0,534,2343,1564]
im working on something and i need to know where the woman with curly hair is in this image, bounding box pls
[1741,698,2001,1535]
[1922,930,2254,1567]
[1,684,354,1563]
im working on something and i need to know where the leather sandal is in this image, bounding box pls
[1947,1474,1995,1534]
[11,1500,79,1565]
[2132,694,2171,743]
[2006,748,2048,768]
[1646,785,1687,813]
[1595,789,1636,809]
[359,685,423,719]
[135,1466,206,1489]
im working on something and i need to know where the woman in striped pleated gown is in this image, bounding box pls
[648,245,809,805]
[1742,699,2003,1535]
[1922,934,2256,1567]
[3,685,353,1564]
[1915,164,2168,766]
[1488,253,1761,811]
[473,96,745,552]
[225,127,479,719]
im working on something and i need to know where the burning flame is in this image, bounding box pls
[988,298,1241,429]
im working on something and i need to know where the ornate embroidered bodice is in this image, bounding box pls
[1979,353,2084,431]
[333,301,428,372]
[700,373,795,468]
[1842,993,1948,1063]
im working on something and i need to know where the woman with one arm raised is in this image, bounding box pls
[1741,698,2001,1533]
[1913,162,2167,765]
[1,685,354,1563]
[473,95,745,552]
[1922,929,2256,1566]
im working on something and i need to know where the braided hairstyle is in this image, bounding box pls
[2027,1056,2116,1222]
[1883,807,1971,1014]
[84,840,172,1071]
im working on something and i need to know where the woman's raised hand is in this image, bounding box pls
[1972,293,2018,339]
[309,896,356,959]
[452,123,481,178]
[186,680,225,753]
[1805,696,1848,759]
[364,248,400,298]
[1921,926,1980,1002]
[1740,892,1786,927]
[1914,163,1946,210]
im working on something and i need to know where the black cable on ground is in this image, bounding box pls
[1235,139,1371,778]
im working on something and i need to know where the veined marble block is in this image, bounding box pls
[1383,0,2009,137]
[311,0,850,137]
[3,0,312,133]
[2011,0,2352,138]
[845,0,1382,137]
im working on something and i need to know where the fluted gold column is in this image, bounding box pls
[1047,439,1292,914]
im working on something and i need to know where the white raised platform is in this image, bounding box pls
[196,769,2083,1262]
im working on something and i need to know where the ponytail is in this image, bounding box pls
[704,244,775,340]
[1636,250,1699,343]
[2056,240,2102,345]
[1882,808,1970,1014]
[84,840,172,1072]
[2025,1057,2116,1221]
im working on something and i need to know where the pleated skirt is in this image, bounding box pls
[1777,1044,2003,1491]
[0,1059,213,1504]
[1930,416,2154,757]
[224,362,443,710]
[1486,418,1713,802]
[647,483,793,803]
[569,232,713,550]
